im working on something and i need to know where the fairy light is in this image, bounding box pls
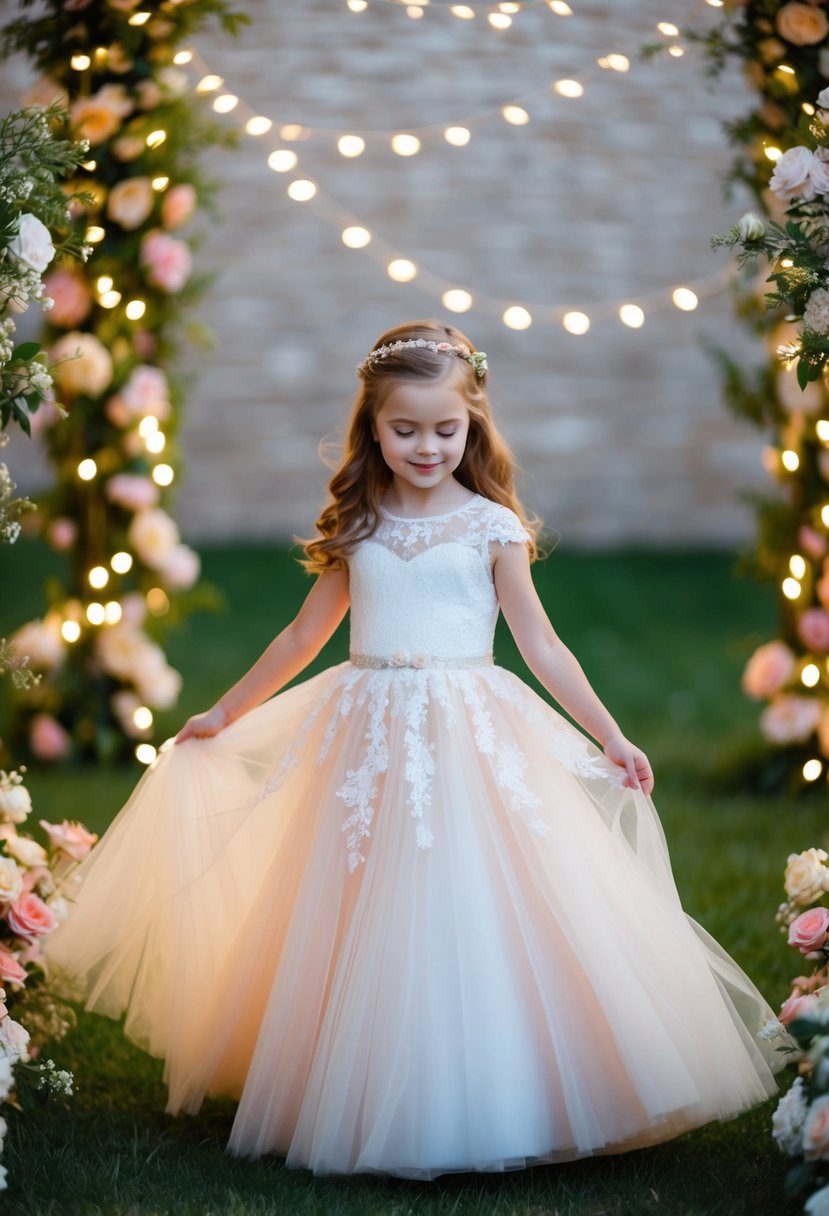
[348,0,368,10]
[88,566,109,589]
[600,54,630,72]
[81,159,97,171]
[146,588,170,615]
[173,50,193,65]
[125,300,146,320]
[782,577,802,600]
[139,417,158,437]
[765,146,783,161]
[212,94,239,114]
[503,306,532,330]
[672,287,698,311]
[804,758,823,781]
[445,126,471,146]
[554,79,583,98]
[134,706,154,730]
[668,46,684,58]
[86,602,106,625]
[563,311,591,335]
[287,179,317,201]
[152,176,169,191]
[822,504,829,527]
[86,226,105,243]
[778,64,795,76]
[61,620,81,643]
[803,664,821,687]
[280,125,309,141]
[501,105,530,126]
[104,601,122,624]
[100,290,121,309]
[790,554,807,579]
[548,1,572,12]
[442,289,473,312]
[451,5,475,16]
[816,419,829,443]
[391,134,421,156]
[342,226,371,248]
[78,458,97,481]
[338,135,366,158]
[246,116,273,136]
[128,11,151,25]
[488,13,512,29]
[146,130,167,149]
[388,259,417,282]
[152,464,174,486]
[268,150,298,172]
[658,22,679,35]
[136,743,157,765]
[145,430,166,453]
[619,303,645,328]
[781,449,800,472]
[407,6,425,18]
[96,275,113,293]
[70,54,91,70]
[111,551,133,574]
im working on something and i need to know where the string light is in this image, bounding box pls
[70,54,91,70]
[61,620,81,643]
[391,134,421,156]
[125,300,146,320]
[342,226,371,248]
[145,430,166,453]
[173,50,192,65]
[134,706,153,730]
[152,464,174,486]
[503,305,532,329]
[86,225,105,243]
[287,179,317,201]
[128,11,151,25]
[86,602,106,625]
[338,135,366,157]
[803,663,821,687]
[111,551,133,573]
[146,130,166,149]
[672,287,699,311]
[152,176,169,191]
[246,116,273,136]
[136,743,157,765]
[77,458,97,481]
[804,758,823,781]
[104,601,122,624]
[268,150,298,172]
[782,577,802,600]
[388,258,417,282]
[212,94,239,114]
[442,289,473,312]
[563,311,590,335]
[790,554,807,579]
[781,449,800,472]
[88,566,109,589]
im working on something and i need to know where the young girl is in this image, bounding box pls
[43,319,791,1181]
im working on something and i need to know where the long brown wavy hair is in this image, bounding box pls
[300,319,542,572]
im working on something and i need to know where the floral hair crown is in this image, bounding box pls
[356,338,488,378]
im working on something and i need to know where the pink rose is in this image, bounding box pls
[0,947,26,987]
[780,990,820,1024]
[800,525,827,561]
[799,609,829,652]
[140,230,192,293]
[29,713,71,761]
[39,819,98,862]
[161,183,197,230]
[159,544,201,590]
[120,364,170,419]
[105,473,160,512]
[803,1094,829,1161]
[42,267,92,328]
[46,517,77,551]
[6,892,57,941]
[742,639,796,698]
[789,907,829,953]
[106,177,154,231]
[760,694,822,744]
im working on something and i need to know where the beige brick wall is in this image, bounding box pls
[1,0,771,547]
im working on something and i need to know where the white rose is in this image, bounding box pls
[819,87,829,110]
[134,661,182,711]
[4,835,47,868]
[738,211,765,241]
[786,848,829,904]
[0,784,32,825]
[0,1058,12,1103]
[761,694,822,744]
[0,1016,29,1065]
[46,894,69,925]
[807,1184,829,1216]
[8,213,55,274]
[95,622,150,680]
[160,544,200,590]
[770,145,817,201]
[127,507,180,569]
[813,149,829,196]
[50,331,113,397]
[0,858,23,905]
[9,613,65,672]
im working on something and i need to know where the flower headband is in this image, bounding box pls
[356,338,488,378]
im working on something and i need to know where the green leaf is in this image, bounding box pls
[784,1158,818,1199]
[797,359,811,391]
[10,401,31,438]
[11,341,40,361]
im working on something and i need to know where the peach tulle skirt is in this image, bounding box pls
[42,661,790,1180]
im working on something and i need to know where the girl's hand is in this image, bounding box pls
[602,730,655,796]
[174,704,229,744]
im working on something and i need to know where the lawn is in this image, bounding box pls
[0,538,826,1216]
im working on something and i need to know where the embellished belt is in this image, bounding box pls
[349,651,494,670]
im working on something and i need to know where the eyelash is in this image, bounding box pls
[393,430,456,438]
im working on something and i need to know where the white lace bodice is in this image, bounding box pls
[347,494,528,661]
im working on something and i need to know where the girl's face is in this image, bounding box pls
[371,375,471,494]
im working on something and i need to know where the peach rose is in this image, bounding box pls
[760,694,822,744]
[70,83,132,146]
[804,1095,829,1161]
[128,507,180,569]
[0,784,31,826]
[95,621,150,679]
[4,836,47,869]
[0,948,26,987]
[41,267,92,328]
[790,907,829,953]
[0,858,23,905]
[50,331,113,397]
[161,183,197,230]
[39,819,98,862]
[6,893,57,941]
[799,609,829,652]
[22,77,69,109]
[112,134,145,162]
[105,473,160,512]
[742,639,796,698]
[29,713,72,761]
[134,660,182,711]
[780,990,820,1025]
[786,848,829,904]
[46,517,78,551]
[106,177,154,230]
[140,230,192,293]
[777,2,829,46]
[10,614,65,672]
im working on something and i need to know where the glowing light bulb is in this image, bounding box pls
[548,0,572,11]
[442,289,473,313]
[61,621,81,643]
[489,12,512,28]
[268,150,298,173]
[152,176,169,191]
[804,103,816,116]
[781,449,800,471]
[81,159,96,171]
[789,554,807,579]
[173,50,192,65]
[78,458,97,481]
[803,663,820,687]
[619,303,645,328]
[444,126,471,146]
[782,577,802,600]
[134,706,153,730]
[803,758,823,782]
[196,75,223,94]
[765,146,782,161]
[563,311,590,335]
[100,290,121,309]
[342,226,371,248]
[407,6,424,18]
[391,134,421,156]
[86,226,105,243]
[111,551,133,573]
[152,464,174,486]
[658,22,679,35]
[146,130,166,149]
[287,179,317,201]
[822,504,829,527]
[86,602,105,625]
[451,5,475,16]
[145,431,166,453]
[337,135,365,158]
[280,125,309,141]
[104,601,122,624]
[502,105,530,125]
[97,275,113,293]
[554,79,583,98]
[499,2,520,10]
[347,0,368,10]
[136,743,157,765]
[388,259,417,282]
[139,416,158,436]
[128,10,151,25]
[672,287,698,311]
[125,300,146,320]
[503,306,532,330]
[212,94,239,114]
[246,116,273,136]
[89,566,109,589]
[668,45,684,57]
[70,54,91,70]
[600,54,630,71]
[816,419,829,443]
[777,64,795,75]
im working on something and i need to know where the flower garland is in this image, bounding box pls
[0,0,248,767]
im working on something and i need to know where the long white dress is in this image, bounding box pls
[43,493,791,1180]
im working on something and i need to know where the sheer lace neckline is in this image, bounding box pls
[378,493,480,523]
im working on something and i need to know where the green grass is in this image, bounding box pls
[1,539,826,1216]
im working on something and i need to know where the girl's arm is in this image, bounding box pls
[174,565,349,743]
[492,541,654,795]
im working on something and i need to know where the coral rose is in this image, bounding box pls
[790,907,829,953]
[742,639,796,698]
[10,613,65,672]
[70,83,132,145]
[161,183,197,230]
[42,267,92,329]
[107,177,154,230]
[6,893,57,941]
[39,819,98,862]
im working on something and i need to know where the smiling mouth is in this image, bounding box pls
[409,461,442,470]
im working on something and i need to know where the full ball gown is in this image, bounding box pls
[42,493,791,1180]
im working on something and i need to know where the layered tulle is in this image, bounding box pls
[42,661,791,1180]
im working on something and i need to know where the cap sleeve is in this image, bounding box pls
[486,502,531,548]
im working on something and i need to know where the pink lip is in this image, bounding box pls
[410,462,441,471]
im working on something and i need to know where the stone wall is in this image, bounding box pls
[1,0,771,548]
